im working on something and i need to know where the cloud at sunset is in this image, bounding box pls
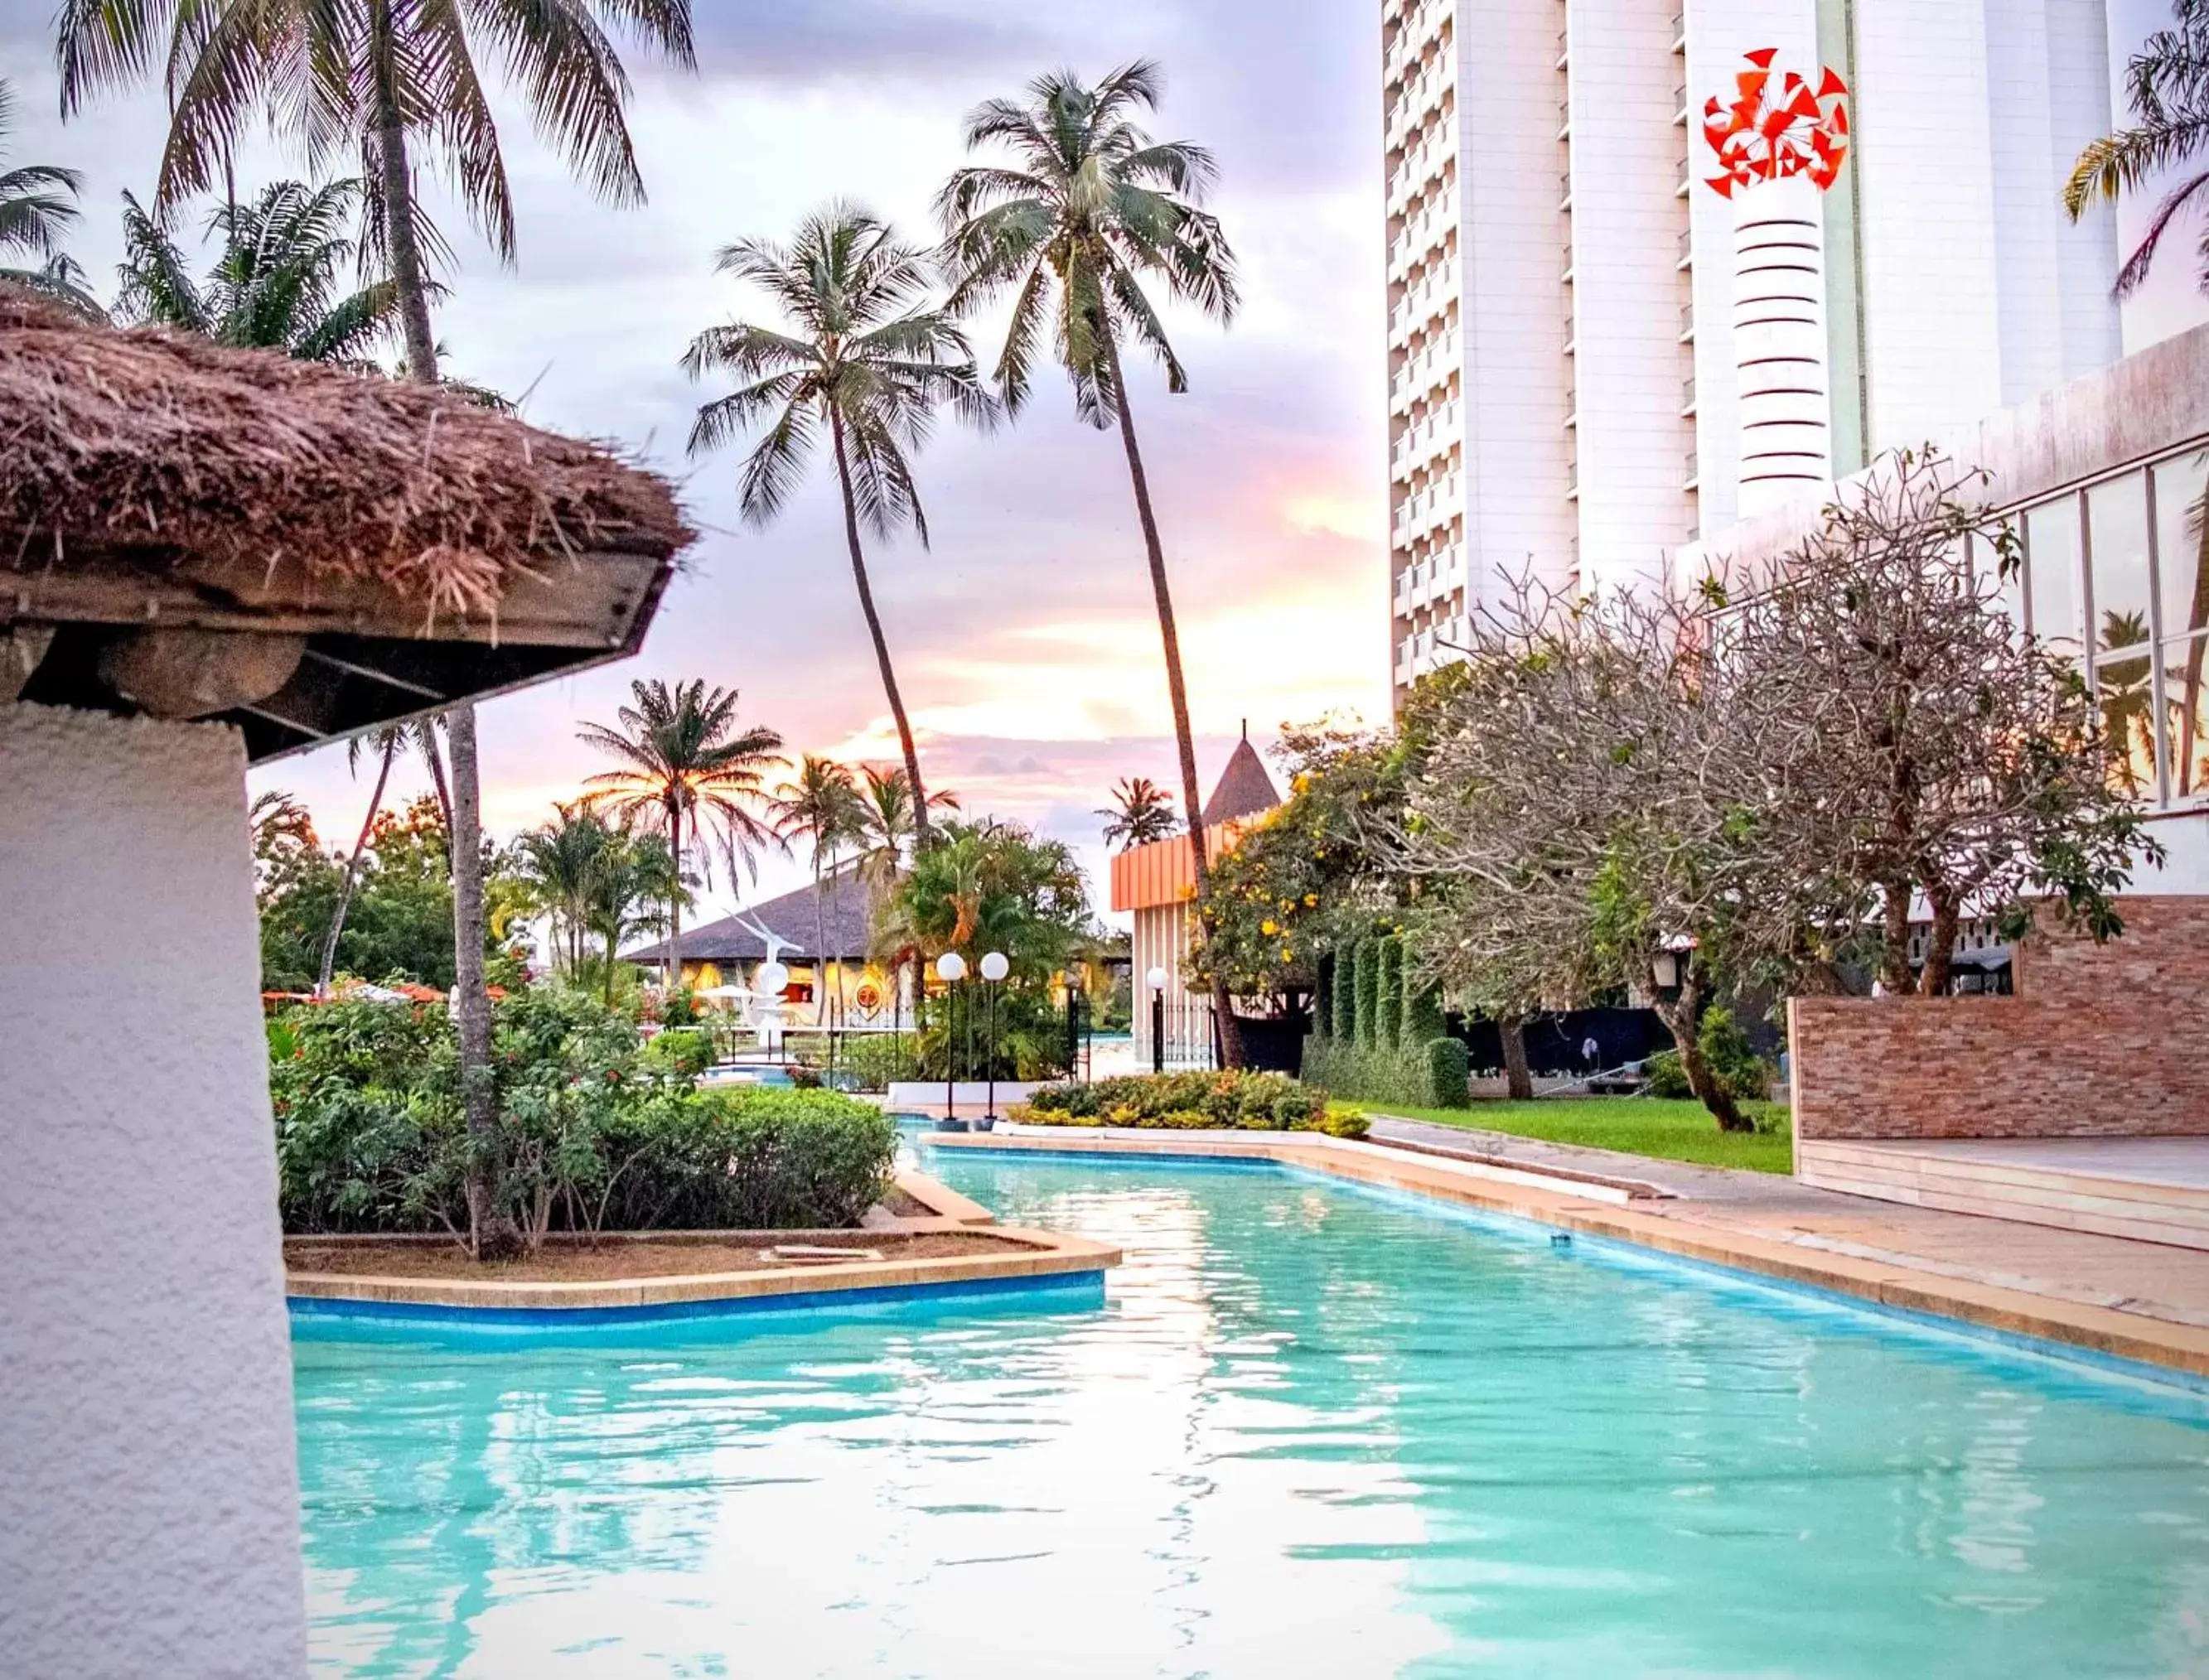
[2,0,1390,921]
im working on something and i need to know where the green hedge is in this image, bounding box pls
[270,992,896,1236]
[1303,934,1470,1109]
[1017,1071,1369,1140]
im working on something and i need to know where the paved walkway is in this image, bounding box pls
[938,1125,2209,1382]
[1368,1113,2209,1334]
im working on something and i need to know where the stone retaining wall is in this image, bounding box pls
[1790,897,2209,1141]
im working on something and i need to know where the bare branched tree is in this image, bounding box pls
[1385,449,2160,1132]
[1719,448,2160,996]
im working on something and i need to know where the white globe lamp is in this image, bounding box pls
[936,952,968,983]
[979,951,1010,982]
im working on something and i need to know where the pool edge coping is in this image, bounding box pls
[928,1131,2209,1385]
[283,1167,1113,1316]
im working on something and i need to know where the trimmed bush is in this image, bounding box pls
[1401,978,1446,1049]
[1353,940,1380,1049]
[1017,1070,1366,1140]
[1330,949,1355,1039]
[1424,1036,1470,1108]
[269,992,897,1238]
[1375,935,1404,1049]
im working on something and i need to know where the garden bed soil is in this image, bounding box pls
[287,1231,1028,1284]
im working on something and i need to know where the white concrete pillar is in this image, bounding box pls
[1732,171,1833,513]
[0,705,309,1679]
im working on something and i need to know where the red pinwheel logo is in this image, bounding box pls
[1701,48,1850,197]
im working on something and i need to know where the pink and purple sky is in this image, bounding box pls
[2,1,1394,920]
[5,1,2204,925]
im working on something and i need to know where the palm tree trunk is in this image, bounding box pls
[418,723,455,867]
[665,802,683,995]
[317,736,398,995]
[448,702,512,1254]
[829,411,932,847]
[369,27,438,384]
[1100,330,1244,1069]
[368,51,509,1253]
[814,855,832,1026]
[604,922,619,1006]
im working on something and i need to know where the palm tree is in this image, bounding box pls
[2066,0,2209,294]
[60,0,695,1262]
[511,802,619,980]
[852,765,959,888]
[0,77,90,308]
[578,679,785,993]
[683,205,993,847]
[585,828,682,1005]
[1097,775,1179,851]
[937,61,1244,1062]
[766,757,869,1023]
[115,180,400,364]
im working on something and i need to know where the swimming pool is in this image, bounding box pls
[292,1142,2209,1677]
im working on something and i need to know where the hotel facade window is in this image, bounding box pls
[1992,447,2209,809]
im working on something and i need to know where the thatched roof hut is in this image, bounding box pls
[0,289,691,760]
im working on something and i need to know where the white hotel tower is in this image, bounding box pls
[1385,0,2125,695]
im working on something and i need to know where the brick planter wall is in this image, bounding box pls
[1789,898,2209,1142]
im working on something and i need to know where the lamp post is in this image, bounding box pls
[1147,963,1168,1075]
[979,951,1009,1126]
[935,951,967,1125]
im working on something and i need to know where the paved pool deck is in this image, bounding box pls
[931,1122,2209,1384]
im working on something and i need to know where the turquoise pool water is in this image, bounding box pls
[293,1144,2209,1678]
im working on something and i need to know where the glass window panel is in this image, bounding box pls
[2095,646,2157,799]
[2163,635,2209,801]
[2154,451,2209,641]
[2088,471,2152,654]
[2025,496,2084,656]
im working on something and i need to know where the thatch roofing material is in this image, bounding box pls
[0,290,691,627]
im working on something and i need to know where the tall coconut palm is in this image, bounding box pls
[1096,775,1178,851]
[0,77,90,309]
[2066,0,2209,296]
[937,61,1243,1062]
[766,756,868,1023]
[115,179,400,364]
[683,205,993,848]
[578,679,785,993]
[849,764,959,1026]
[60,0,695,1261]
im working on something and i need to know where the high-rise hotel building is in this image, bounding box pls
[1385,0,2125,694]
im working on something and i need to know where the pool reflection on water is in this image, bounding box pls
[292,1145,2209,1678]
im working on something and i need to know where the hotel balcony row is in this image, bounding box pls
[1390,327,1461,414]
[1394,613,1472,689]
[1392,546,1467,618]
[1390,398,1461,480]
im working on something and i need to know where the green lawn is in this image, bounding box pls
[1366,1098,1794,1175]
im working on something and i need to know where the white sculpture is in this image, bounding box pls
[734,910,798,1055]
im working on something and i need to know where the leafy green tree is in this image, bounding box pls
[938,61,1243,1060]
[578,678,785,991]
[684,206,991,843]
[59,0,696,1262]
[766,756,870,1022]
[114,179,401,363]
[2066,0,2209,294]
[874,817,1094,981]
[1096,775,1177,850]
